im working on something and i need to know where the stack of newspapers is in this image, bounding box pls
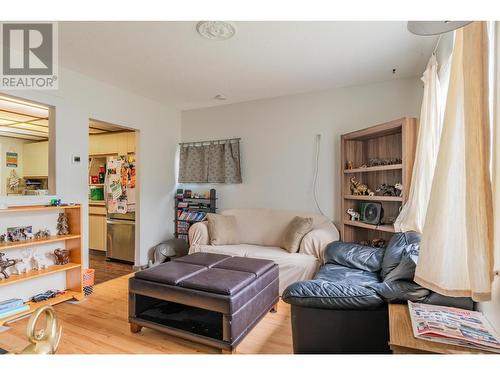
[408,301,500,353]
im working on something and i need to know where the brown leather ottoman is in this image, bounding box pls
[129,253,279,353]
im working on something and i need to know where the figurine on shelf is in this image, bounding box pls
[350,177,374,196]
[56,213,70,235]
[0,252,21,279]
[31,251,49,271]
[346,208,360,221]
[376,183,398,196]
[394,182,403,197]
[346,161,353,170]
[34,229,51,240]
[371,238,387,248]
[12,258,28,275]
[53,249,69,265]
[367,157,402,167]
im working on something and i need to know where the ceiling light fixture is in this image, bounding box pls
[196,21,236,41]
[407,21,473,36]
[214,94,227,101]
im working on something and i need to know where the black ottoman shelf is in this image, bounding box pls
[129,253,279,353]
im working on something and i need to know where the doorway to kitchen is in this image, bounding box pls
[88,119,138,285]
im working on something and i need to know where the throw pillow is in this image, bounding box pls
[281,216,313,253]
[206,214,240,245]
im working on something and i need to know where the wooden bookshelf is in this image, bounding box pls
[340,117,418,243]
[174,189,216,243]
[0,204,83,326]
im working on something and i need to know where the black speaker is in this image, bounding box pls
[360,202,384,225]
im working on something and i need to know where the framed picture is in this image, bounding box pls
[6,225,33,242]
[6,152,18,167]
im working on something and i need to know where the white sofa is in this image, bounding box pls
[188,208,340,294]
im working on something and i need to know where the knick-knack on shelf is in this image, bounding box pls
[34,229,51,240]
[350,177,374,196]
[0,252,21,279]
[56,213,69,235]
[12,259,28,274]
[31,251,49,270]
[53,249,69,265]
[346,208,360,221]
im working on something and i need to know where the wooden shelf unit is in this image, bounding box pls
[0,204,83,326]
[340,117,418,243]
[174,189,217,243]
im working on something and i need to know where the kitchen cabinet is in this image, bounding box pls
[89,204,107,251]
[23,141,49,177]
[89,132,134,155]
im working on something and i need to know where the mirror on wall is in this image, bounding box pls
[0,95,54,197]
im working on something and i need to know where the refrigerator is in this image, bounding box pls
[105,155,136,263]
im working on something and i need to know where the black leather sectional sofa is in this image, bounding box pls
[282,232,473,354]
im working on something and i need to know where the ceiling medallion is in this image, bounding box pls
[196,21,236,41]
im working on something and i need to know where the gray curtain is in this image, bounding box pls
[178,140,242,183]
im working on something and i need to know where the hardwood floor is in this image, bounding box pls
[89,250,134,284]
[0,274,293,354]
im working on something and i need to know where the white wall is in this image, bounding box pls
[181,77,422,227]
[0,66,181,269]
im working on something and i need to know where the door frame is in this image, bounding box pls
[88,118,140,266]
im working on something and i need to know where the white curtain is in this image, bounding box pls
[415,22,494,302]
[394,55,442,233]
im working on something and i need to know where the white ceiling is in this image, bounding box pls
[59,21,436,110]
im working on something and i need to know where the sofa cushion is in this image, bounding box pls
[282,279,384,310]
[315,264,381,287]
[380,231,421,278]
[369,281,430,303]
[220,208,332,248]
[207,214,240,245]
[324,241,385,272]
[281,216,313,253]
[383,243,419,282]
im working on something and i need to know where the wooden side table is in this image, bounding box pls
[388,303,492,354]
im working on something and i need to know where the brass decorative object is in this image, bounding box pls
[19,305,62,354]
